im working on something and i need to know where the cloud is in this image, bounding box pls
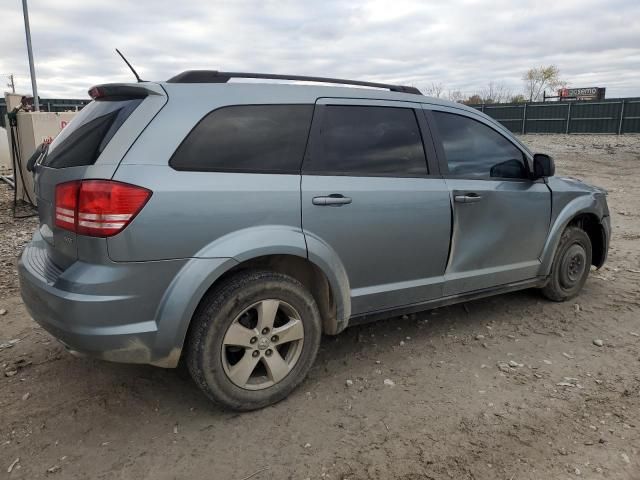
[1,0,638,99]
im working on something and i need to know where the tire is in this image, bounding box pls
[541,226,592,302]
[186,270,322,411]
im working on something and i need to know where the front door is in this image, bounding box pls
[426,108,552,296]
[302,99,451,315]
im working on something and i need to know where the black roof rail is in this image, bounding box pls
[166,70,422,95]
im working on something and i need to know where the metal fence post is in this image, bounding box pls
[618,100,625,135]
[481,103,485,113]
[521,103,527,134]
[565,102,572,134]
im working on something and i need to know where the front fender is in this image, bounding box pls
[539,193,607,276]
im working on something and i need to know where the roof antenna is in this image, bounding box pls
[115,48,144,82]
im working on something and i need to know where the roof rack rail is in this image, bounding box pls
[166,70,422,95]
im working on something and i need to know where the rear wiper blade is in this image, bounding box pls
[26,142,48,172]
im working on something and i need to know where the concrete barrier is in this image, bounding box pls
[0,127,10,172]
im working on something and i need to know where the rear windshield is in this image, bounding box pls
[43,98,142,168]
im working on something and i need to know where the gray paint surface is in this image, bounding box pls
[442,178,551,295]
[19,80,611,368]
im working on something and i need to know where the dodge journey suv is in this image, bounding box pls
[19,71,610,410]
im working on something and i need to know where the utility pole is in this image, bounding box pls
[21,0,40,111]
[7,74,15,93]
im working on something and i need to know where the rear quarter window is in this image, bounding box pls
[43,98,142,168]
[169,104,314,174]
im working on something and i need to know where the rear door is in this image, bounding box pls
[425,107,551,295]
[301,98,451,315]
[33,84,166,268]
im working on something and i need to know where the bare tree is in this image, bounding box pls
[523,65,564,102]
[447,89,465,103]
[424,82,445,98]
[480,81,511,104]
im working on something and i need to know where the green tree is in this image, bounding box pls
[523,65,564,102]
[464,94,483,105]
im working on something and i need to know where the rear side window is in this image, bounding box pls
[170,105,313,173]
[43,98,142,168]
[305,105,427,176]
[432,111,527,179]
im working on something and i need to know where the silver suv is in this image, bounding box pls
[19,71,611,410]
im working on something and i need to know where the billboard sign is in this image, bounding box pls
[558,87,606,100]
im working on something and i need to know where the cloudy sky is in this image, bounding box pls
[1,0,639,99]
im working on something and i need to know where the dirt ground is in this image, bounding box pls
[1,134,639,480]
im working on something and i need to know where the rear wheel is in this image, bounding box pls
[541,226,592,301]
[187,270,322,410]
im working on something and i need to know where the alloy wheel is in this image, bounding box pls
[221,299,305,390]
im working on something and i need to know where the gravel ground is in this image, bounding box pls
[1,134,639,480]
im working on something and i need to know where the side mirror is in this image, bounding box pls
[532,153,555,179]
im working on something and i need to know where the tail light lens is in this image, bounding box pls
[55,180,151,237]
[54,181,80,231]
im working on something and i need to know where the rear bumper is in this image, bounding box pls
[18,231,188,367]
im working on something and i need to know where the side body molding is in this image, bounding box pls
[152,226,352,365]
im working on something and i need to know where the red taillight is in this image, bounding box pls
[54,180,151,237]
[55,181,80,231]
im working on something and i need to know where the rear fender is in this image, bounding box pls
[196,228,351,330]
[152,226,351,366]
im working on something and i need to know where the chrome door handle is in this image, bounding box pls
[454,193,483,203]
[312,195,352,206]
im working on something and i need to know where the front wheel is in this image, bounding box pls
[186,270,322,411]
[541,226,592,301]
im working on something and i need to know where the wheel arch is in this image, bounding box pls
[540,197,608,276]
[568,213,607,268]
[204,253,346,337]
[152,229,351,367]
